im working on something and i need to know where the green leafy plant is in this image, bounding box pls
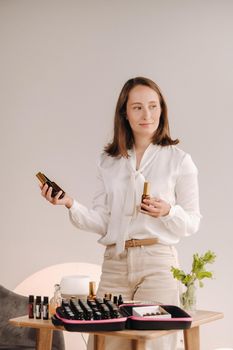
[171,250,216,287]
[171,250,216,310]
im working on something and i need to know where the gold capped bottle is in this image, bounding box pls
[88,281,96,300]
[141,182,151,210]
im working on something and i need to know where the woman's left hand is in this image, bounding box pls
[140,197,171,217]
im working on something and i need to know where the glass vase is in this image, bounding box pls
[180,282,197,312]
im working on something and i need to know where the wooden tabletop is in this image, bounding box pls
[9,310,224,341]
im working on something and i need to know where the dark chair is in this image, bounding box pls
[0,285,65,350]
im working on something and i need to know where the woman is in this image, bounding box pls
[40,77,201,349]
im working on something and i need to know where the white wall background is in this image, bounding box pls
[0,0,232,349]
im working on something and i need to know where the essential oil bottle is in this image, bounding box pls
[35,296,42,319]
[42,296,49,320]
[28,295,34,319]
[141,182,151,207]
[88,281,96,300]
[118,294,124,306]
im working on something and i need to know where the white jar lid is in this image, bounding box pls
[60,275,90,297]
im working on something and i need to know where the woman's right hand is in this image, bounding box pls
[40,183,74,209]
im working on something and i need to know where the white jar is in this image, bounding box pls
[60,275,90,298]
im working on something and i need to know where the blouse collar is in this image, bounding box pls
[128,143,160,173]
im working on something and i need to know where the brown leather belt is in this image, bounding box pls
[125,238,159,248]
[109,238,159,249]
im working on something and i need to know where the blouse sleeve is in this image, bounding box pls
[160,154,202,237]
[68,163,110,236]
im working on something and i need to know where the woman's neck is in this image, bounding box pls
[134,137,152,154]
[133,137,152,170]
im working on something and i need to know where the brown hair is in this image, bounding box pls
[104,76,179,157]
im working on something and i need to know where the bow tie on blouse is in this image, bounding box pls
[115,144,160,255]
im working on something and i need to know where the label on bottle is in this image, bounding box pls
[28,303,34,318]
[35,304,41,319]
[43,304,49,320]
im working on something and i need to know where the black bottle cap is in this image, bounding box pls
[29,295,34,303]
[36,296,41,303]
[113,296,118,304]
[43,296,49,304]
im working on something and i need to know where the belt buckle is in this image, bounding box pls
[126,239,138,248]
[131,239,136,247]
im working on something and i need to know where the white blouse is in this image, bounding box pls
[69,144,201,254]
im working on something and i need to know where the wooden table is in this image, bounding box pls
[9,310,223,350]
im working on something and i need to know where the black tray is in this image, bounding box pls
[52,307,127,332]
[120,304,192,330]
[51,302,192,332]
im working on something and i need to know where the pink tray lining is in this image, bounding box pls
[55,312,127,324]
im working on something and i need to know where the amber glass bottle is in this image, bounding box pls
[141,182,151,204]
[88,281,96,300]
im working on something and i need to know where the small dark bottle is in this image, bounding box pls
[35,296,42,319]
[141,182,150,210]
[42,296,49,320]
[28,295,34,319]
[118,294,124,306]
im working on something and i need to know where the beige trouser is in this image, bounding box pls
[88,243,179,350]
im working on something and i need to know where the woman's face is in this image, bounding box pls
[126,85,161,140]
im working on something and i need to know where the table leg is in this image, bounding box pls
[132,339,146,350]
[184,326,200,350]
[36,328,53,350]
[94,334,105,350]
